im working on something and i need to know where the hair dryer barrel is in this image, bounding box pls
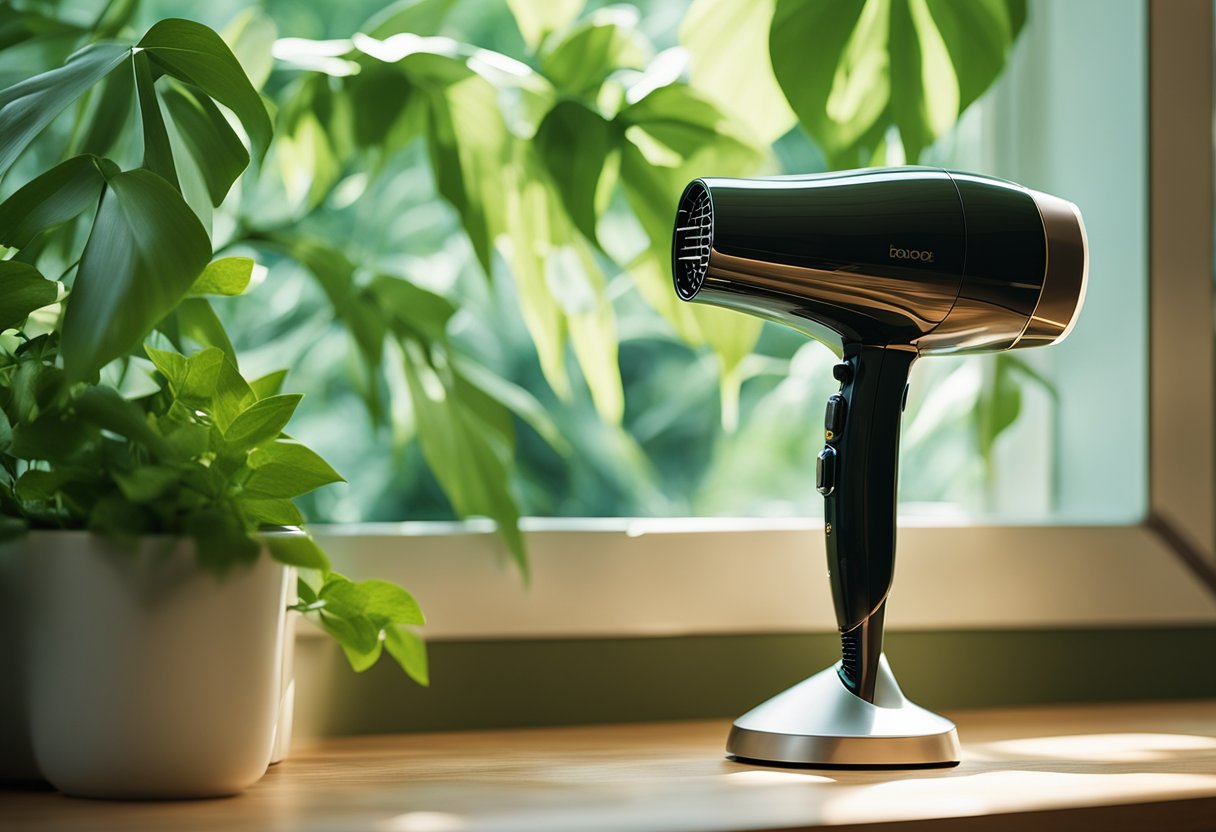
[673,167,1087,353]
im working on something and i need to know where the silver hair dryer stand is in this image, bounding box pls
[726,656,960,767]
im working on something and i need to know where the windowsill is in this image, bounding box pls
[310,520,1216,641]
[8,699,1216,831]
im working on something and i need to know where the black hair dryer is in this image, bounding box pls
[672,167,1087,767]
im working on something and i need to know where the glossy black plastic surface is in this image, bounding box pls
[824,345,915,700]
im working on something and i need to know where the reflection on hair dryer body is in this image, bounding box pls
[672,167,1087,703]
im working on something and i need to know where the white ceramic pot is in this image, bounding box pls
[22,530,295,799]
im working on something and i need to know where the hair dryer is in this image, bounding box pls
[672,167,1087,766]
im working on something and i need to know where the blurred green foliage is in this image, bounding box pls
[0,0,1042,541]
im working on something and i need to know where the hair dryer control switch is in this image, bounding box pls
[816,446,837,496]
[825,395,846,440]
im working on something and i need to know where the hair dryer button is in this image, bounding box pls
[832,363,852,384]
[825,394,846,440]
[816,446,837,496]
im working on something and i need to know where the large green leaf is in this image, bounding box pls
[221,8,277,91]
[507,0,583,50]
[133,51,178,189]
[0,40,129,175]
[162,81,250,206]
[540,9,647,96]
[425,72,509,277]
[0,260,56,331]
[61,169,211,380]
[401,340,526,576]
[138,18,273,162]
[769,0,1025,164]
[224,393,301,451]
[361,0,456,39]
[679,0,797,144]
[0,155,112,249]
[533,100,618,244]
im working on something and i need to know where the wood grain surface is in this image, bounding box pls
[3,700,1215,832]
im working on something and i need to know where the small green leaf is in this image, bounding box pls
[224,393,301,451]
[133,51,178,189]
[15,468,72,502]
[242,498,304,527]
[211,357,256,432]
[0,155,110,249]
[244,441,344,498]
[190,257,254,296]
[364,581,425,626]
[0,41,130,176]
[139,18,273,162]
[385,626,429,686]
[145,344,189,391]
[162,81,251,206]
[249,369,288,400]
[0,261,57,331]
[61,169,211,381]
[265,533,330,570]
[180,347,225,400]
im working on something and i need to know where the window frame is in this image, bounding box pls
[311,0,1216,641]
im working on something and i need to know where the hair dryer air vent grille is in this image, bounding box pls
[674,181,713,300]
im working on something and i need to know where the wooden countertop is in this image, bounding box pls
[4,700,1216,832]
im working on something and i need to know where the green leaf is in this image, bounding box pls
[80,63,136,156]
[190,257,254,296]
[0,261,56,331]
[385,626,428,686]
[507,0,583,50]
[769,0,1024,164]
[401,341,526,577]
[244,441,344,498]
[224,393,301,450]
[249,369,288,400]
[425,73,509,277]
[61,169,211,381]
[368,274,456,343]
[242,498,304,527]
[169,297,237,363]
[322,577,424,626]
[540,10,647,96]
[453,357,571,456]
[133,51,178,189]
[265,533,331,570]
[162,81,251,206]
[0,154,110,249]
[322,613,383,672]
[361,0,456,39]
[138,18,273,162]
[0,41,130,175]
[212,357,255,431]
[114,464,180,503]
[73,385,171,457]
[680,0,796,143]
[533,100,617,244]
[221,8,277,91]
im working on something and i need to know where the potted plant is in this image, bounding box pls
[0,17,426,798]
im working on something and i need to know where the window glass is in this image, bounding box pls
[137,0,1146,525]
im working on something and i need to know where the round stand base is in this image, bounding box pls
[726,655,960,768]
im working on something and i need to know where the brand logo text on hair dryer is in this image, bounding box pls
[888,245,935,263]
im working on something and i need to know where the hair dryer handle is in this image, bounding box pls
[819,344,916,702]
